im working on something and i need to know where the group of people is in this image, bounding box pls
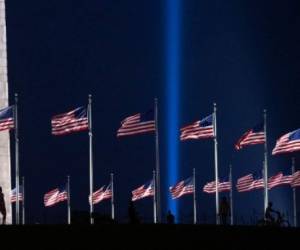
[128,197,282,226]
[219,198,283,226]
[127,197,231,225]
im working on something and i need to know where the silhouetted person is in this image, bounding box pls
[219,196,230,225]
[166,210,175,224]
[265,202,277,224]
[128,200,139,224]
[0,186,6,225]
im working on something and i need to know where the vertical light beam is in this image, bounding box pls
[166,0,181,220]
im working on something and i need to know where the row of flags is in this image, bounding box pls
[42,183,113,207]
[236,171,300,192]
[12,170,299,207]
[1,100,300,225]
[1,105,300,155]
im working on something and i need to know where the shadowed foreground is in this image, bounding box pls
[0,223,298,249]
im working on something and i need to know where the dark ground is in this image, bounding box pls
[0,223,298,249]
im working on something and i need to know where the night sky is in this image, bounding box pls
[4,0,300,224]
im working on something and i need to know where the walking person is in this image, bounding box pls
[0,187,6,225]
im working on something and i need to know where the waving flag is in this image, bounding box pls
[272,129,300,155]
[291,171,300,187]
[51,106,89,136]
[250,177,264,190]
[235,123,265,150]
[203,180,231,194]
[117,110,155,137]
[169,177,194,199]
[180,114,214,141]
[0,105,14,131]
[90,183,112,205]
[268,172,292,189]
[44,187,68,207]
[132,180,154,201]
[11,186,23,203]
[236,174,254,192]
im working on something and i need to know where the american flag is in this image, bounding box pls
[235,123,265,150]
[132,180,154,201]
[51,106,89,136]
[291,171,300,187]
[180,114,214,141]
[0,106,14,131]
[117,110,155,137]
[236,174,254,192]
[268,172,292,189]
[44,187,68,207]
[90,183,112,205]
[203,180,231,194]
[250,177,264,190]
[169,177,194,199]
[11,186,23,203]
[272,129,300,155]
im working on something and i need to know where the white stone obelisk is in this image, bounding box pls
[0,0,12,224]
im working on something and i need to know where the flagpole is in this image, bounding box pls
[292,157,297,227]
[154,98,161,223]
[229,164,233,225]
[67,175,71,225]
[14,93,20,225]
[22,176,25,225]
[213,103,219,225]
[111,173,115,220]
[193,168,197,224]
[153,170,157,224]
[88,94,94,224]
[263,109,268,213]
[262,166,266,218]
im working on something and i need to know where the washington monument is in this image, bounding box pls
[0,0,12,224]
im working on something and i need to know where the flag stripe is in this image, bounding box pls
[180,115,214,141]
[89,184,112,205]
[51,107,89,136]
[169,178,194,199]
[268,172,293,189]
[132,180,154,201]
[0,106,14,131]
[117,112,155,137]
[272,129,300,155]
[44,188,68,207]
[291,171,300,187]
[235,127,265,150]
[203,181,231,194]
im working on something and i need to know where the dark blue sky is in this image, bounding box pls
[5,0,300,224]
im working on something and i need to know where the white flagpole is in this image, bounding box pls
[193,168,197,224]
[213,103,219,225]
[263,109,268,213]
[229,164,233,225]
[14,93,20,225]
[22,176,25,225]
[154,98,161,223]
[292,158,297,227]
[111,173,115,220]
[88,94,94,224]
[262,166,266,218]
[67,175,71,225]
[153,170,157,223]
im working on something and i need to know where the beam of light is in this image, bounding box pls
[166,0,181,221]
